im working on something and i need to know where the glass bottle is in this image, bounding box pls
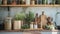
[31,0,35,5]
[3,0,7,5]
[7,0,12,5]
[35,13,38,23]
[12,0,16,5]
[20,0,22,4]
[22,0,26,5]
[0,0,2,5]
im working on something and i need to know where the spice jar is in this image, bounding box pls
[31,0,35,5]
[7,0,12,5]
[3,0,7,5]
[12,0,16,5]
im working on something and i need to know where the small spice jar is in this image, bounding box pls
[31,0,35,5]
[3,0,7,5]
[12,0,16,5]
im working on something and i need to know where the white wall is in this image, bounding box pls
[0,7,60,25]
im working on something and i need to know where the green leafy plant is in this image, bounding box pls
[25,11,34,25]
[21,24,30,29]
[14,12,26,20]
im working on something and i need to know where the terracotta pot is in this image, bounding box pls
[13,20,22,30]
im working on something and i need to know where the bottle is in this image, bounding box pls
[7,0,12,5]
[31,0,35,5]
[12,0,16,5]
[20,0,22,4]
[34,13,38,29]
[0,0,2,5]
[16,0,19,5]
[22,0,26,5]
[3,0,7,5]
[35,13,38,24]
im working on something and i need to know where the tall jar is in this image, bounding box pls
[7,0,12,5]
[3,0,7,5]
[31,0,35,5]
[4,17,12,30]
[26,0,30,5]
[0,0,2,5]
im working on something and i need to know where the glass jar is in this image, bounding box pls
[7,0,12,5]
[55,0,60,4]
[31,0,35,5]
[16,0,20,5]
[22,0,26,4]
[26,0,30,5]
[4,17,12,30]
[3,0,7,5]
[42,0,55,4]
[0,0,2,5]
[11,0,16,5]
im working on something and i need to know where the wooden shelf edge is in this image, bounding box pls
[0,5,60,7]
[0,29,59,32]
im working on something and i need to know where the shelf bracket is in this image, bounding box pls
[7,6,10,17]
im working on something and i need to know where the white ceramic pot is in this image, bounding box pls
[34,24,37,29]
[30,24,33,29]
[13,20,21,30]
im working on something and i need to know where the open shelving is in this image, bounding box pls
[0,4,60,7]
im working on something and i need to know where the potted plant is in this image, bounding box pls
[24,11,34,29]
[13,12,26,30]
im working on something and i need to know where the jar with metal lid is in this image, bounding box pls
[4,17,12,30]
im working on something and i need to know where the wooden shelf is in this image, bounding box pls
[0,5,60,7]
[0,28,59,32]
[0,29,59,32]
